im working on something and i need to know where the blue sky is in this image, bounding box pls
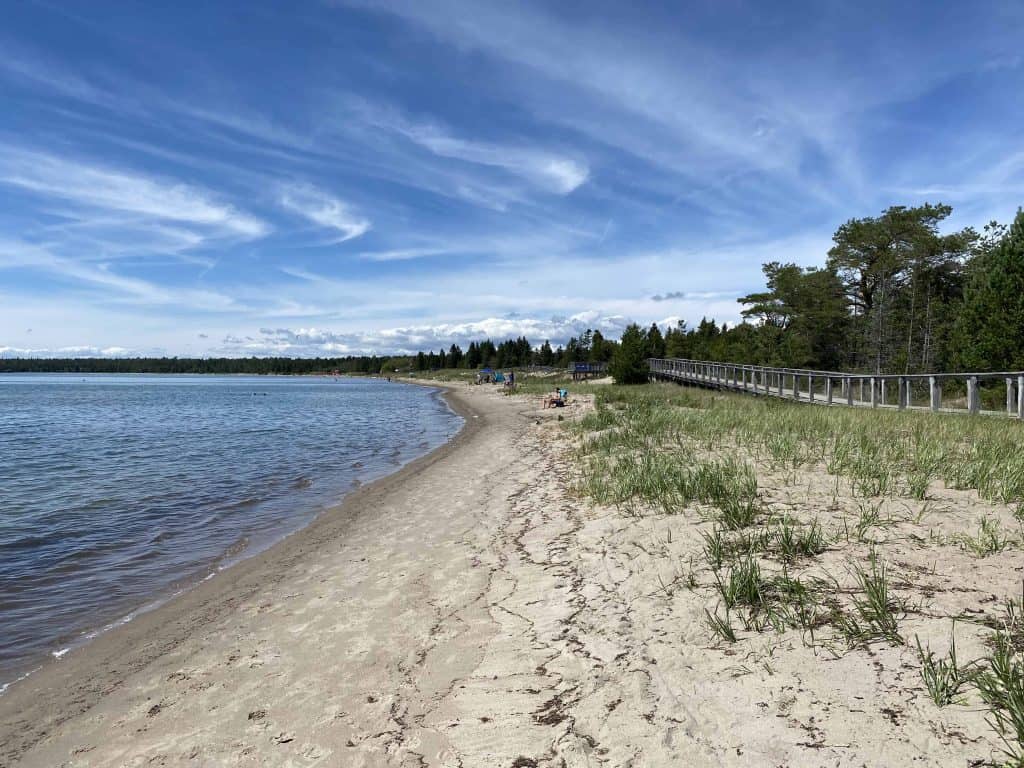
[2,1,1022,357]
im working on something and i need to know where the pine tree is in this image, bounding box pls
[610,324,649,384]
[538,340,554,366]
[645,323,666,359]
[954,209,1024,371]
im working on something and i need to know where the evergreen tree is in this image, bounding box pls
[954,209,1024,371]
[538,340,554,366]
[610,324,649,384]
[448,344,463,368]
[664,320,690,358]
[590,330,611,362]
[466,342,481,369]
[645,322,666,359]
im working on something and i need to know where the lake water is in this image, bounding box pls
[0,374,461,690]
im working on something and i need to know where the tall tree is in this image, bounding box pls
[953,210,1024,371]
[826,203,972,372]
[645,323,666,359]
[610,324,649,384]
[537,340,554,366]
[738,262,850,369]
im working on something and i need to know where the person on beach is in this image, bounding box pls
[542,388,564,409]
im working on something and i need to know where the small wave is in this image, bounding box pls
[52,647,69,659]
[148,529,173,545]
[0,666,41,697]
[217,536,250,563]
[218,497,261,514]
[290,476,313,489]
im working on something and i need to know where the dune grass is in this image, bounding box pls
[573,382,1024,507]
[568,381,1024,757]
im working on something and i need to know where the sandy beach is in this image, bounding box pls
[0,381,1013,766]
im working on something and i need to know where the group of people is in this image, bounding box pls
[475,370,516,387]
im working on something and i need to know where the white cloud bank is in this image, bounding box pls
[0,345,134,358]
[216,311,633,356]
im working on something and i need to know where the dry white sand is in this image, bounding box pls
[0,382,1015,766]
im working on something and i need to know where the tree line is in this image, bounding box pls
[402,330,617,372]
[0,331,618,375]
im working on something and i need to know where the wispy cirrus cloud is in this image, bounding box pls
[279,183,371,242]
[0,239,242,310]
[0,146,269,239]
[350,101,589,195]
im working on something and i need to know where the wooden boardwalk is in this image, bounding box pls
[648,358,1024,418]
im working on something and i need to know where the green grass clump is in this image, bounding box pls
[835,554,905,647]
[714,556,766,611]
[976,634,1024,766]
[915,626,977,707]
[704,607,738,644]
[960,516,1015,558]
[771,516,828,562]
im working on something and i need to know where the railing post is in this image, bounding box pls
[898,377,907,410]
[859,379,865,403]
[777,373,784,397]
[847,377,854,406]
[967,376,980,415]
[870,377,878,408]
[826,377,833,405]
[1018,375,1024,419]
[809,375,815,403]
[1007,377,1015,416]
[880,379,887,407]
[791,372,799,400]
[930,376,941,411]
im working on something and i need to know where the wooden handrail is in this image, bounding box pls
[646,357,1024,417]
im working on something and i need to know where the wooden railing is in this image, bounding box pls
[647,358,1024,417]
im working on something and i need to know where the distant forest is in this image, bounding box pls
[4,205,1022,378]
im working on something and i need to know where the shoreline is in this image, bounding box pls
[2,380,1002,766]
[0,377,460,695]
[0,383,480,763]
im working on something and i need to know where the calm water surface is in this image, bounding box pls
[0,374,461,689]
